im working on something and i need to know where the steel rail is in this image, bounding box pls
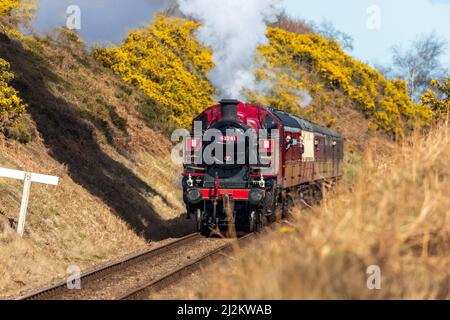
[18,233,203,300]
[117,233,257,300]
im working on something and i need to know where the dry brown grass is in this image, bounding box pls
[0,28,190,298]
[184,123,450,300]
[0,134,149,298]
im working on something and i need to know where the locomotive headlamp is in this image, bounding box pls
[187,188,202,204]
[249,188,265,205]
[187,174,194,188]
[259,175,266,188]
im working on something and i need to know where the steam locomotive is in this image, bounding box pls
[182,99,344,236]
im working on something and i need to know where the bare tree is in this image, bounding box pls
[388,33,447,101]
[271,13,354,52]
[163,3,187,19]
[6,0,38,29]
[313,20,354,51]
[271,10,314,35]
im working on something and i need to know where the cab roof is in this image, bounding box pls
[268,108,342,139]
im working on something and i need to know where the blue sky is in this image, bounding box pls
[31,0,450,67]
[31,0,169,46]
[284,0,450,67]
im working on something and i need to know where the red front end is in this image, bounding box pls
[182,99,281,235]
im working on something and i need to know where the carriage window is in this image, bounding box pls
[286,135,293,152]
[265,115,277,130]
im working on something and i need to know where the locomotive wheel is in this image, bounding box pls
[249,211,256,233]
[282,195,294,219]
[266,213,276,223]
[267,205,281,223]
[249,211,264,233]
[255,211,264,233]
[196,209,211,237]
[200,224,211,237]
[313,183,324,204]
[196,209,202,232]
[201,227,211,237]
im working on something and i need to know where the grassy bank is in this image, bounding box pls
[186,122,450,299]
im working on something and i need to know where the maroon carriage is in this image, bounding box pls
[182,99,343,236]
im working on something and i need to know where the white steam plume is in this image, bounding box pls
[177,0,282,100]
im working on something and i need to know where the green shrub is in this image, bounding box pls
[0,58,27,131]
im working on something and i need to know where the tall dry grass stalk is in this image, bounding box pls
[193,123,450,300]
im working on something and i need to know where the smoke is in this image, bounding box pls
[251,64,314,109]
[177,0,282,100]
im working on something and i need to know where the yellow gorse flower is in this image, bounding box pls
[254,28,432,135]
[96,15,433,134]
[0,58,27,127]
[421,78,450,120]
[95,15,215,128]
[0,0,19,15]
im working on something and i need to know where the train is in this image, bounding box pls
[182,99,344,236]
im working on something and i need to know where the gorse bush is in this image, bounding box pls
[1,1,29,137]
[252,28,432,136]
[0,0,19,15]
[96,15,433,134]
[421,78,450,121]
[95,15,215,128]
[0,58,27,129]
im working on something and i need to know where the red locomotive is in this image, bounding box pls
[183,99,343,236]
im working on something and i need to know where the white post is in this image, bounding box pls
[17,172,32,237]
[0,167,59,237]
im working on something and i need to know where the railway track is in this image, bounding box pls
[19,224,267,301]
[118,233,256,300]
[18,233,230,300]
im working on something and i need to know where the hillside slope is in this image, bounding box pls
[96,15,434,150]
[0,22,192,297]
[0,11,440,299]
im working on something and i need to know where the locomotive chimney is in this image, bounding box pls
[219,99,239,121]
